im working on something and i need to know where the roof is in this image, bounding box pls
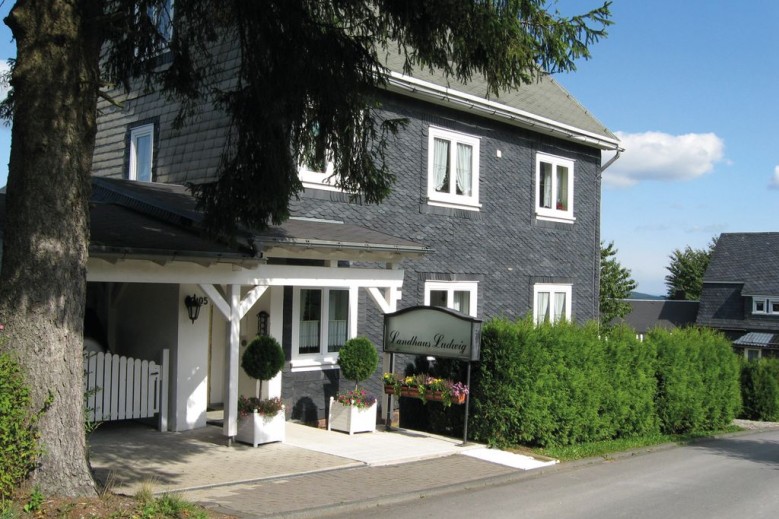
[703,233,779,295]
[615,300,699,333]
[91,177,429,261]
[733,332,779,349]
[381,51,619,151]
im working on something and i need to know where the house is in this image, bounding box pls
[85,45,620,436]
[615,299,699,337]
[697,233,779,359]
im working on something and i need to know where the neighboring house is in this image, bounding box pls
[85,45,620,435]
[697,233,779,360]
[616,299,699,337]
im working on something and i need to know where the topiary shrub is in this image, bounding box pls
[337,336,379,389]
[241,335,285,399]
[0,352,42,499]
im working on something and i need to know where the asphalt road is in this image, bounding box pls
[338,429,779,519]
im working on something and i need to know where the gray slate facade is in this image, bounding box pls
[92,55,619,421]
[697,233,779,358]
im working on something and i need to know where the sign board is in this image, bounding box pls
[383,306,481,362]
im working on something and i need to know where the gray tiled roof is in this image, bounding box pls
[615,300,699,333]
[381,51,617,145]
[90,178,429,259]
[704,233,779,295]
[733,332,778,348]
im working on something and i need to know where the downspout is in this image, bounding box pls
[595,147,623,327]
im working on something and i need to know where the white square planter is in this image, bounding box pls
[235,406,286,447]
[328,397,376,434]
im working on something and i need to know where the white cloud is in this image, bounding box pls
[769,165,779,190]
[603,131,725,188]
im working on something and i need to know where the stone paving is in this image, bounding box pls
[89,420,553,518]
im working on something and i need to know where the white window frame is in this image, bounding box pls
[129,124,154,182]
[298,159,344,192]
[290,286,356,371]
[535,152,575,223]
[533,283,572,324]
[752,296,779,315]
[424,281,478,317]
[744,348,762,361]
[427,127,481,211]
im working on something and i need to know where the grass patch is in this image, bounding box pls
[520,425,743,462]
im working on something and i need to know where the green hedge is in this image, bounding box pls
[0,353,42,499]
[650,327,740,434]
[740,358,779,421]
[471,318,739,448]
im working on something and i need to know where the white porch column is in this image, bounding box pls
[265,286,284,400]
[379,263,401,419]
[224,284,241,438]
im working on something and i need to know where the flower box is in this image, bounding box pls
[236,407,286,447]
[383,384,466,405]
[328,397,377,434]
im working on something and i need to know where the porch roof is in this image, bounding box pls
[90,177,429,262]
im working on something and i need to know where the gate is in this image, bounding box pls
[84,349,169,431]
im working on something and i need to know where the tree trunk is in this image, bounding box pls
[0,0,101,497]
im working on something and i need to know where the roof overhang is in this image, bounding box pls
[385,72,622,152]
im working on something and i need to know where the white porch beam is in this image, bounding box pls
[200,284,230,320]
[237,285,268,320]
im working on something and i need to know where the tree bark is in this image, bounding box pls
[0,0,101,497]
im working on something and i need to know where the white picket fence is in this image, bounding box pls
[84,349,169,431]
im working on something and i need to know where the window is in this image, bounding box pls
[293,288,350,361]
[149,0,174,49]
[129,124,154,182]
[427,127,480,210]
[298,156,341,191]
[536,153,574,222]
[752,297,779,315]
[533,284,572,324]
[424,281,478,317]
[745,348,762,361]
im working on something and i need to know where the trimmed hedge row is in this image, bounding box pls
[471,318,740,448]
[740,358,779,421]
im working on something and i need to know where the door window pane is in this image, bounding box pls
[299,289,321,354]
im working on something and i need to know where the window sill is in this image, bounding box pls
[289,356,340,372]
[427,198,481,212]
[300,180,347,193]
[535,211,575,224]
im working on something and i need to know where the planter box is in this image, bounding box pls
[236,407,286,447]
[383,385,466,405]
[328,397,376,434]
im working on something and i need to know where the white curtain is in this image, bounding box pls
[556,166,568,211]
[433,138,449,192]
[135,134,152,182]
[453,291,470,315]
[540,162,552,208]
[328,320,347,352]
[299,321,320,354]
[554,292,566,321]
[455,143,472,196]
[537,292,550,324]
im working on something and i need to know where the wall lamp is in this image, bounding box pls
[184,293,208,324]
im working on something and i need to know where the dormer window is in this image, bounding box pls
[752,297,779,315]
[129,124,154,182]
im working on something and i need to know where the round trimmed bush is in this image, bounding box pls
[241,335,285,382]
[338,337,379,387]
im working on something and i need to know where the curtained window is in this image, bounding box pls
[428,127,480,209]
[536,153,574,222]
[533,284,572,324]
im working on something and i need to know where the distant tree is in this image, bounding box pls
[665,238,718,300]
[599,241,637,326]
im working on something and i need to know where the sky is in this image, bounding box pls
[0,1,776,296]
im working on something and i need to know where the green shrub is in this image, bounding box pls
[651,327,740,434]
[338,337,379,388]
[241,335,285,382]
[740,358,779,421]
[0,353,42,499]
